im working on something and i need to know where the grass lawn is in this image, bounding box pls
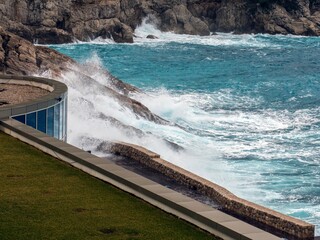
[0,132,216,240]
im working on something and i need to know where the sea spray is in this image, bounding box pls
[48,22,320,234]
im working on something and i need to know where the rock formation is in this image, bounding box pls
[0,26,169,125]
[0,26,74,75]
[0,26,185,150]
[0,0,319,44]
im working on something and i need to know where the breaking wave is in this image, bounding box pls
[48,22,320,235]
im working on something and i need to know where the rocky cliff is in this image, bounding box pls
[0,0,319,44]
[0,25,187,149]
[0,26,169,123]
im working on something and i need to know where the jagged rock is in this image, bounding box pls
[146,34,158,39]
[34,27,74,44]
[108,19,134,43]
[0,0,134,43]
[253,1,320,35]
[0,27,170,126]
[0,26,77,76]
[0,27,38,75]
[70,17,134,43]
[161,4,210,35]
[213,0,250,33]
[0,0,320,43]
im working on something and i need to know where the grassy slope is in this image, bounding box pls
[0,132,216,240]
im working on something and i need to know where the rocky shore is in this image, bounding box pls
[0,2,318,239]
[0,0,319,150]
[0,0,319,44]
[0,26,179,149]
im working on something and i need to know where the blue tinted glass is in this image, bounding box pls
[60,101,64,140]
[54,104,60,139]
[13,115,25,124]
[47,107,54,137]
[26,112,36,129]
[64,99,68,140]
[37,109,46,133]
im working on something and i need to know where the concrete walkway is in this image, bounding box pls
[0,118,282,240]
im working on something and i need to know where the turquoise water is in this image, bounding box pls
[50,23,320,234]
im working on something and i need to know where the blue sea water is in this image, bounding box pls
[50,22,320,234]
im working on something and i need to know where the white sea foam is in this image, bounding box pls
[133,17,278,48]
[40,67,235,191]
[38,62,320,235]
[40,31,320,234]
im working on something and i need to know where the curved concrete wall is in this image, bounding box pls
[0,75,68,141]
[0,75,67,119]
[101,141,315,240]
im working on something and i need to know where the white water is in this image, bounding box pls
[43,19,320,235]
[41,61,319,203]
[133,17,279,48]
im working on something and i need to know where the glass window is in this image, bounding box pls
[60,102,64,140]
[26,112,36,129]
[54,104,60,139]
[64,99,68,141]
[13,115,26,124]
[37,109,47,133]
[47,107,54,137]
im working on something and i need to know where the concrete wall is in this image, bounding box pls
[1,118,285,240]
[0,75,67,120]
[102,141,315,240]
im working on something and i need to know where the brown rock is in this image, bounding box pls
[214,0,250,33]
[161,4,210,36]
[146,34,158,39]
[0,28,170,126]
[0,0,320,43]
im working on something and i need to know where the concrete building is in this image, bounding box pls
[0,75,67,141]
[0,74,315,240]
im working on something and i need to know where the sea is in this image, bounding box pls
[49,19,320,235]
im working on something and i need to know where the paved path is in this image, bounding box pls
[0,118,282,240]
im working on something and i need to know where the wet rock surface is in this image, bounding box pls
[0,0,319,45]
[0,27,174,143]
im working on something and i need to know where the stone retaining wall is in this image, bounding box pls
[98,141,315,240]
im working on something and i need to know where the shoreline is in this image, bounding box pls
[98,141,315,239]
[102,153,295,238]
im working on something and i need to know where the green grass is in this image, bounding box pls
[0,132,216,240]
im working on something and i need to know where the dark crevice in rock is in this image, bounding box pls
[1,34,10,71]
[0,100,9,106]
[15,44,21,60]
[56,19,66,30]
[36,55,42,68]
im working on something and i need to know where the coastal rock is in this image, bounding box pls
[0,0,320,43]
[34,27,74,44]
[212,0,250,33]
[0,0,134,43]
[146,34,158,39]
[247,2,319,35]
[0,26,76,75]
[0,27,38,75]
[0,27,170,126]
[160,5,210,35]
